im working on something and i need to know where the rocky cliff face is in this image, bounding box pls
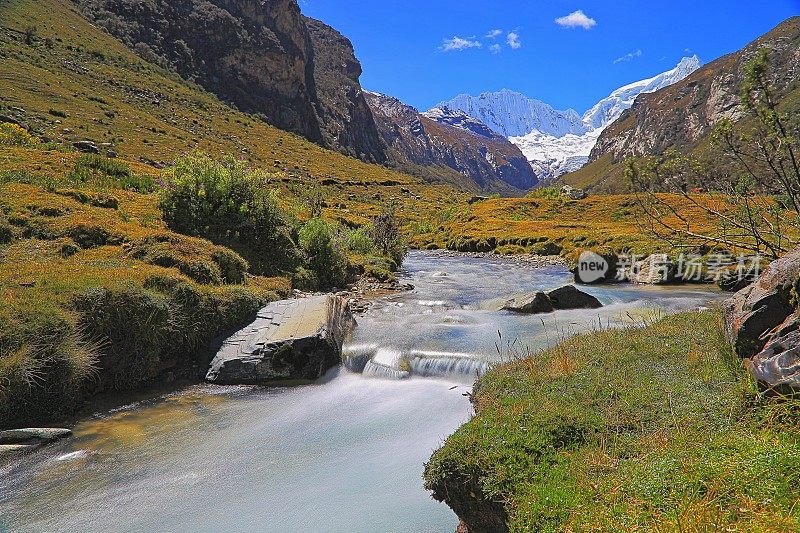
[76,0,387,163]
[366,93,538,194]
[581,17,800,183]
[304,18,386,163]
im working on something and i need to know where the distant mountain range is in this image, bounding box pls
[74,1,798,196]
[430,56,702,181]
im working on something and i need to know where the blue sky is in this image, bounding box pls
[300,0,800,113]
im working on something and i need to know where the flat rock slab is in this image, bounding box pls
[0,428,72,445]
[206,295,356,384]
[503,285,602,314]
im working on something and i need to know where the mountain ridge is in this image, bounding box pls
[431,57,702,182]
[568,16,800,192]
[365,91,538,194]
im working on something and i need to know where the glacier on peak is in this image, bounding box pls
[581,55,702,130]
[431,89,588,138]
[427,56,702,182]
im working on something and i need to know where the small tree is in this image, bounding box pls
[370,200,406,267]
[629,48,800,259]
[24,26,37,46]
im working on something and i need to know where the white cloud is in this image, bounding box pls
[506,31,522,50]
[486,29,503,39]
[613,49,642,64]
[555,10,597,30]
[440,36,482,52]
[489,43,502,54]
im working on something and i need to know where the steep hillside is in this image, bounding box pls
[566,16,800,192]
[74,0,387,163]
[367,93,537,195]
[304,17,386,163]
[0,0,458,225]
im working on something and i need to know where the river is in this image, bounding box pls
[0,252,725,532]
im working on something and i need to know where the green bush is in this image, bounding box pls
[67,154,155,192]
[299,218,348,290]
[346,226,377,255]
[160,153,301,276]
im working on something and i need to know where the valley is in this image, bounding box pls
[1,0,800,532]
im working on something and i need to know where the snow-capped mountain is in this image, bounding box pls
[428,56,702,182]
[432,90,588,138]
[582,56,702,130]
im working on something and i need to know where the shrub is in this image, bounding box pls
[527,186,561,200]
[212,248,248,284]
[370,201,406,267]
[346,225,377,255]
[299,218,348,290]
[0,122,37,147]
[160,153,301,276]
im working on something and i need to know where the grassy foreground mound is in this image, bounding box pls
[425,312,800,531]
[0,151,298,429]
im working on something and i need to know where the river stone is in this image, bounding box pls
[629,255,678,284]
[546,285,603,310]
[724,248,800,358]
[205,295,356,384]
[502,292,553,314]
[748,314,800,393]
[503,286,602,314]
[0,428,72,444]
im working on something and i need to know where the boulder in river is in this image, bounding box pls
[503,285,602,314]
[205,295,356,384]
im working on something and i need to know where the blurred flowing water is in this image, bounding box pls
[0,252,726,533]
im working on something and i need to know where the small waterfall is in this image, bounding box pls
[408,350,489,381]
[362,360,411,380]
[361,348,411,379]
[342,344,379,373]
[348,345,489,382]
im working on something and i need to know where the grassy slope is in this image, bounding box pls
[0,0,732,259]
[425,311,800,531]
[0,0,459,226]
[411,193,724,259]
[0,155,292,428]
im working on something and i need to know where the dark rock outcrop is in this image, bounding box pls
[365,92,538,195]
[748,314,800,393]
[206,295,355,384]
[304,18,386,163]
[724,248,800,358]
[76,0,387,162]
[503,285,602,314]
